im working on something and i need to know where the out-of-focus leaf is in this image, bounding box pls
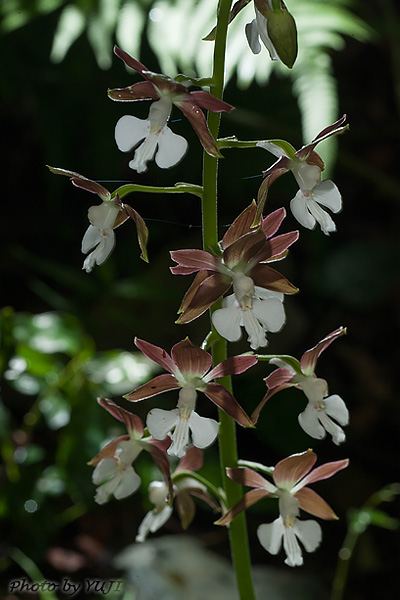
[39,391,71,429]
[14,444,46,465]
[36,465,66,496]
[13,312,87,356]
[50,4,86,63]
[84,349,158,396]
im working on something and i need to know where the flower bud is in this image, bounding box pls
[267,7,298,68]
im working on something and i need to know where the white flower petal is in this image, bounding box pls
[324,394,349,426]
[307,197,337,235]
[88,202,119,229]
[115,115,149,152]
[92,458,117,485]
[116,439,142,464]
[129,132,159,173]
[293,518,322,553]
[255,8,279,61]
[189,411,219,450]
[255,286,284,303]
[290,190,316,230]
[282,524,303,567]
[146,407,179,440]
[314,180,342,213]
[291,162,321,192]
[169,416,190,458]
[113,465,141,499]
[241,307,268,350]
[81,225,100,253]
[252,297,286,333]
[136,505,173,543]
[298,403,326,440]
[317,410,346,445]
[245,19,261,55]
[257,140,288,158]
[212,302,243,342]
[95,475,122,505]
[155,126,188,169]
[257,517,284,555]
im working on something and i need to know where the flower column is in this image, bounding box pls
[202,1,256,598]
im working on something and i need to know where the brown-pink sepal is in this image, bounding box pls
[176,445,203,473]
[261,208,286,239]
[146,440,174,504]
[227,467,273,490]
[189,90,234,113]
[253,231,299,264]
[170,249,220,273]
[203,383,253,427]
[295,487,338,520]
[273,450,317,488]
[177,273,231,323]
[296,115,348,162]
[98,397,144,437]
[223,229,266,268]
[89,434,129,467]
[251,369,295,425]
[250,264,299,294]
[215,488,270,526]
[222,201,258,249]
[206,355,258,380]
[125,374,180,402]
[175,491,196,529]
[108,81,159,102]
[300,327,346,376]
[122,203,149,262]
[299,458,349,487]
[48,166,111,202]
[177,100,221,158]
[171,338,212,377]
[113,45,150,77]
[134,337,177,373]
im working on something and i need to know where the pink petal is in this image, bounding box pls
[170,249,220,272]
[98,397,144,437]
[90,434,129,466]
[177,273,231,324]
[227,467,276,492]
[48,166,111,201]
[189,90,234,113]
[273,450,317,488]
[300,327,346,376]
[223,229,266,268]
[171,338,212,377]
[124,374,180,401]
[206,355,258,380]
[295,487,338,520]
[250,264,299,294]
[146,441,174,504]
[253,231,299,263]
[134,337,177,373]
[203,383,253,427]
[251,379,294,425]
[298,459,349,488]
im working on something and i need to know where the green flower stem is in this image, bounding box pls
[217,137,262,149]
[114,182,203,200]
[202,1,256,598]
[172,470,225,505]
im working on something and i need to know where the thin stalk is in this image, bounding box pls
[202,1,256,598]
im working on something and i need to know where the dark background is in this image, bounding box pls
[1,1,399,599]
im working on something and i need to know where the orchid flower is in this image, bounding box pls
[136,446,219,542]
[257,116,348,234]
[253,327,349,445]
[124,338,257,458]
[205,1,297,68]
[47,166,149,270]
[171,202,298,349]
[90,398,172,505]
[108,46,234,173]
[216,450,348,567]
